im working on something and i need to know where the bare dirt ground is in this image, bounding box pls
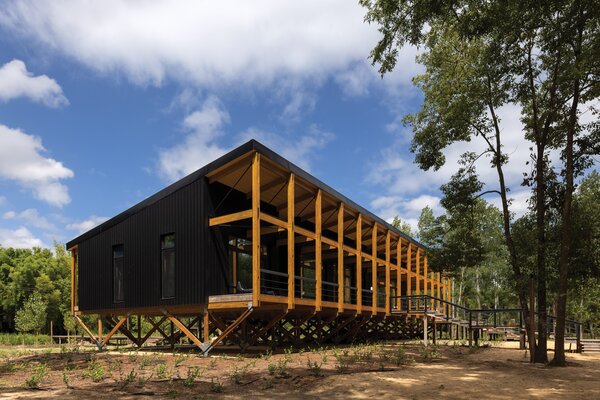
[0,341,598,399]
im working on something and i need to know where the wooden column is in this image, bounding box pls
[203,312,210,342]
[385,230,391,315]
[407,244,412,310]
[98,318,102,341]
[315,189,322,311]
[70,248,76,314]
[436,272,441,311]
[287,173,295,309]
[396,240,402,310]
[337,203,344,312]
[423,254,428,300]
[356,214,362,314]
[416,248,421,295]
[371,223,378,312]
[252,152,261,307]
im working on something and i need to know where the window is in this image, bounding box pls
[161,233,175,299]
[113,245,124,303]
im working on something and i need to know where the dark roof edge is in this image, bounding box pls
[67,139,425,250]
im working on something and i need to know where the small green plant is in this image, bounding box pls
[321,353,329,363]
[62,368,70,388]
[333,350,349,373]
[183,366,202,387]
[267,362,277,375]
[139,356,152,369]
[420,345,441,361]
[120,369,138,389]
[83,359,105,382]
[156,363,168,379]
[393,345,413,366]
[306,358,323,377]
[208,358,217,369]
[174,353,186,367]
[261,350,272,360]
[25,363,48,389]
[0,361,17,373]
[138,373,152,386]
[128,352,138,363]
[210,378,224,393]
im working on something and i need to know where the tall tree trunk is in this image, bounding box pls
[457,267,465,305]
[475,267,482,309]
[487,98,531,345]
[535,142,549,363]
[551,56,581,367]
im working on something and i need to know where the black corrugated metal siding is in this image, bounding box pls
[78,178,229,311]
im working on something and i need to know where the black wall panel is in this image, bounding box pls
[78,178,229,311]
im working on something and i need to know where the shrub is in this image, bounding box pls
[25,363,48,389]
[306,358,323,377]
[183,366,202,387]
[156,363,168,379]
[83,359,105,382]
[420,345,441,361]
[210,378,224,393]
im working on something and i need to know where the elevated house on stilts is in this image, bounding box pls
[67,140,454,354]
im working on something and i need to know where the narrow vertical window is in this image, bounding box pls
[113,245,124,303]
[161,233,175,299]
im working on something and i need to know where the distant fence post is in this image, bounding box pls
[576,323,582,353]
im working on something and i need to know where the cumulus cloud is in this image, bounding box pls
[367,104,550,222]
[158,96,231,182]
[66,215,109,234]
[0,59,68,107]
[3,208,54,230]
[158,93,335,182]
[0,226,44,248]
[239,124,334,171]
[0,2,376,87]
[0,124,74,206]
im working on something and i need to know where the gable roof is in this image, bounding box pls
[67,139,424,250]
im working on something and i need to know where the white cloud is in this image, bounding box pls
[0,226,44,248]
[0,124,74,206]
[66,215,109,234]
[366,103,557,222]
[0,59,68,107]
[0,2,377,88]
[159,93,335,182]
[238,125,334,171]
[370,194,441,232]
[3,208,54,230]
[158,95,230,182]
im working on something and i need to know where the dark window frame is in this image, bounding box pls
[161,233,176,299]
[112,244,124,303]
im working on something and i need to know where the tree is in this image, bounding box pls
[391,216,415,237]
[361,0,600,364]
[15,293,47,335]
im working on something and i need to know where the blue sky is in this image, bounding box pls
[0,1,548,248]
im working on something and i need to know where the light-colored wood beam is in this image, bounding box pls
[252,152,261,307]
[356,214,362,314]
[385,230,391,315]
[315,189,322,311]
[337,202,344,312]
[396,239,401,310]
[372,223,378,311]
[209,209,253,226]
[287,173,295,310]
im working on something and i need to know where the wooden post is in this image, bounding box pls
[385,230,391,315]
[396,240,402,311]
[337,203,344,312]
[287,173,295,309]
[252,152,261,307]
[98,318,103,341]
[137,315,141,344]
[315,189,322,311]
[416,248,421,296]
[423,316,428,346]
[372,223,378,312]
[203,312,209,342]
[407,244,412,311]
[356,214,362,314]
[70,247,77,315]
